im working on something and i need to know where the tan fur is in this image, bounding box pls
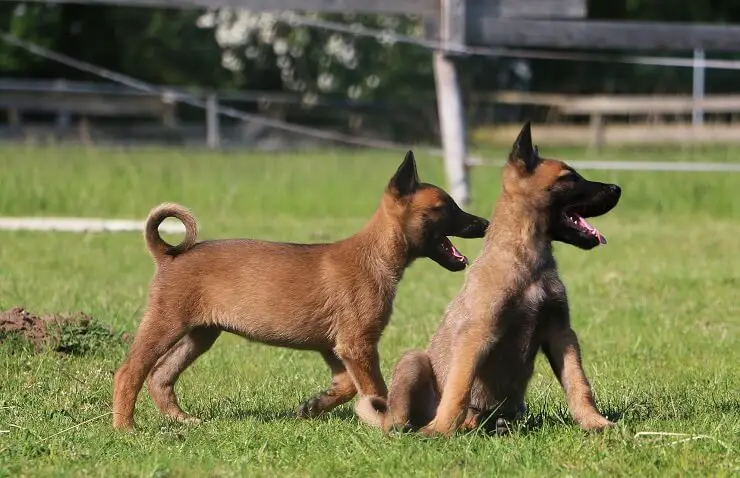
[357,124,619,436]
[112,154,488,430]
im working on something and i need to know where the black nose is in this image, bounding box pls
[475,217,490,236]
[610,184,622,196]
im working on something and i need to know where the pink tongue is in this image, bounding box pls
[575,215,607,244]
[449,243,468,263]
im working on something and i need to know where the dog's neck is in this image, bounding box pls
[484,191,553,269]
[352,201,410,285]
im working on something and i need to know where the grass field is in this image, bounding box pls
[0,145,738,477]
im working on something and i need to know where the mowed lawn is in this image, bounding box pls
[0,145,738,477]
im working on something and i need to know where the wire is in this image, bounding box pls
[0,31,450,158]
[283,12,740,71]
[2,10,738,167]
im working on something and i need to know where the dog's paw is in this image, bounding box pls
[387,423,414,435]
[420,420,455,438]
[112,419,136,432]
[493,417,512,436]
[460,414,480,431]
[296,395,323,418]
[578,414,615,431]
[175,413,202,425]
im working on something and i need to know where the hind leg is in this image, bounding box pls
[146,327,221,424]
[385,350,438,430]
[461,408,483,431]
[112,311,189,430]
[297,351,357,418]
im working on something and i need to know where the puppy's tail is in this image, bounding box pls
[356,396,391,430]
[357,350,435,432]
[144,203,198,263]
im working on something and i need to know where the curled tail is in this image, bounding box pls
[356,396,391,430]
[356,350,437,432]
[144,203,198,263]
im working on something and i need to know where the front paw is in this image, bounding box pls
[296,395,324,418]
[112,414,136,431]
[420,420,455,438]
[420,424,440,437]
[578,414,615,431]
[173,412,202,425]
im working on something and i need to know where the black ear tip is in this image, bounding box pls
[515,120,533,145]
[390,149,420,195]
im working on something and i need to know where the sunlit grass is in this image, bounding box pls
[0,146,738,477]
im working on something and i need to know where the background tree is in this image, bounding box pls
[1,0,740,139]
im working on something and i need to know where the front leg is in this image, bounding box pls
[543,326,614,431]
[334,341,388,400]
[422,328,489,437]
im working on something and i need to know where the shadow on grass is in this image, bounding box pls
[714,398,740,414]
[188,394,648,435]
[198,401,356,424]
[467,402,633,438]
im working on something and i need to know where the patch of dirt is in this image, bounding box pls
[0,307,129,355]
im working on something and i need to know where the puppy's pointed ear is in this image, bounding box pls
[509,121,540,173]
[389,150,420,196]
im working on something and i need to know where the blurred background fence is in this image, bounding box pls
[2,0,740,203]
[6,79,740,150]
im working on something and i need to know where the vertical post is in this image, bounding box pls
[78,116,91,146]
[206,92,220,149]
[8,108,21,127]
[692,48,705,127]
[53,79,71,131]
[161,91,178,128]
[588,113,604,151]
[434,0,469,206]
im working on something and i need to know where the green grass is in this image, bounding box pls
[0,145,738,477]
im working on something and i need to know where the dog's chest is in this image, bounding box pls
[514,268,563,316]
[501,280,548,353]
[521,280,547,311]
[473,275,558,395]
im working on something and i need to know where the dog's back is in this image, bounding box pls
[150,239,341,349]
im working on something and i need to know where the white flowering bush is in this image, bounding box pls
[197,10,434,103]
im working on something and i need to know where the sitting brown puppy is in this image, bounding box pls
[112,151,489,430]
[357,122,621,435]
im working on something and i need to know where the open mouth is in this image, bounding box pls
[566,212,607,245]
[439,236,469,265]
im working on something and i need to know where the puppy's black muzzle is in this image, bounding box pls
[450,212,489,239]
[574,183,621,218]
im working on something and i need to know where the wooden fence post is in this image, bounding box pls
[588,113,605,151]
[692,49,705,127]
[8,108,21,127]
[161,91,178,128]
[434,0,469,206]
[206,92,220,149]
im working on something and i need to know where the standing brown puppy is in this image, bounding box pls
[357,122,621,435]
[112,151,489,430]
